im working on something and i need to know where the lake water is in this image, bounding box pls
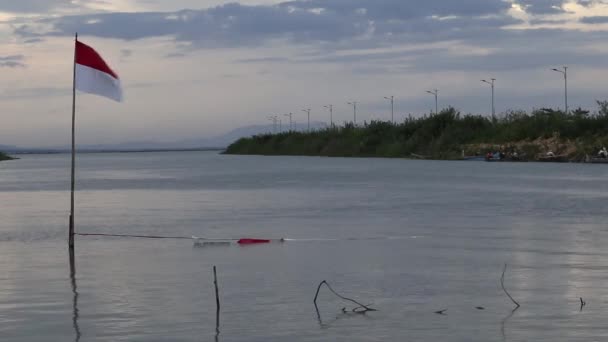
[1,151,608,341]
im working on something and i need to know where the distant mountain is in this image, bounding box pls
[0,144,18,150]
[180,121,328,148]
[0,122,329,153]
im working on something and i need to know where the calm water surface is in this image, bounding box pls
[1,152,608,341]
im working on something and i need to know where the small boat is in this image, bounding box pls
[238,238,272,245]
[191,236,283,247]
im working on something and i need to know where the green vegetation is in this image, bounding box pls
[225,102,608,161]
[0,152,15,161]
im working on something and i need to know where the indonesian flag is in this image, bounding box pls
[75,40,123,102]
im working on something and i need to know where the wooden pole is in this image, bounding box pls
[69,33,78,251]
[213,266,220,335]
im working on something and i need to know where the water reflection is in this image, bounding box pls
[69,250,81,342]
[215,310,220,342]
[501,308,518,342]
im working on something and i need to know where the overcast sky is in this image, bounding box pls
[1,0,608,146]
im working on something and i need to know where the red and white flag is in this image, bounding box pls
[75,40,123,102]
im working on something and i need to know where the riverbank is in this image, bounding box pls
[225,106,608,162]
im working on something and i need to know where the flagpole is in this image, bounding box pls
[69,32,78,251]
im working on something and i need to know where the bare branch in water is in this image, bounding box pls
[313,280,377,315]
[501,264,520,308]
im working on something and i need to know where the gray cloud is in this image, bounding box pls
[13,0,519,48]
[279,0,511,19]
[580,16,608,24]
[8,1,608,92]
[0,0,83,13]
[14,0,608,75]
[0,55,26,68]
[22,38,45,44]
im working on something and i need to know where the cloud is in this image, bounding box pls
[12,1,519,49]
[235,57,290,63]
[279,0,511,19]
[580,15,608,24]
[22,38,45,44]
[0,0,83,13]
[0,55,26,68]
[514,0,567,14]
[16,0,608,75]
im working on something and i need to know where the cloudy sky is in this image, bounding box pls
[1,0,608,146]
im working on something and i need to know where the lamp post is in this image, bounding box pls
[283,113,293,131]
[551,66,568,114]
[302,109,311,132]
[267,115,278,133]
[384,96,394,123]
[323,105,333,128]
[347,101,357,125]
[481,78,496,121]
[426,89,438,115]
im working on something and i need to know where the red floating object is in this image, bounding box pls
[237,238,271,245]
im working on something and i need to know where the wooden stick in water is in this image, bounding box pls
[213,266,220,336]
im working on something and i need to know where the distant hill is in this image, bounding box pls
[178,122,327,148]
[0,144,18,151]
[0,122,328,153]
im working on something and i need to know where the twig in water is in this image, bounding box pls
[501,264,520,308]
[313,280,377,315]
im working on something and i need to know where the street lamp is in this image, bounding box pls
[302,109,311,132]
[481,78,496,121]
[347,101,357,125]
[283,113,293,131]
[323,105,333,128]
[384,96,394,123]
[426,89,438,115]
[552,66,568,114]
[267,115,278,133]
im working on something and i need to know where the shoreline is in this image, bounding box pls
[4,147,225,155]
[222,151,599,163]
